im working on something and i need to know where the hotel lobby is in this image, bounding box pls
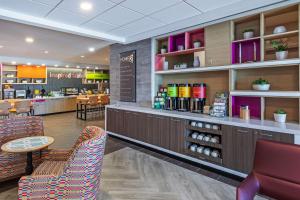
[0,0,300,200]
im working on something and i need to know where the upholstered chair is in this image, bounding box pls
[0,117,44,182]
[18,126,107,200]
[236,140,300,200]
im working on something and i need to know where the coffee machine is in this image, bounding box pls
[190,83,207,113]
[165,84,178,110]
[178,83,191,112]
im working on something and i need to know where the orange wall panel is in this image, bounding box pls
[17,65,47,78]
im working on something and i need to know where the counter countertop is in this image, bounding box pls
[106,104,300,135]
[0,96,78,102]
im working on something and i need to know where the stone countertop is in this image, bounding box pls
[106,104,300,135]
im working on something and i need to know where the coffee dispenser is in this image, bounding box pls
[190,83,206,113]
[178,83,191,112]
[165,84,178,110]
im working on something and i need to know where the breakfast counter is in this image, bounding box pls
[1,96,77,115]
[106,104,300,135]
[106,104,299,176]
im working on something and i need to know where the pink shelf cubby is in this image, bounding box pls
[231,96,261,119]
[232,38,261,64]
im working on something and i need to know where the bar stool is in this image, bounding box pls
[98,95,110,118]
[82,96,101,120]
[0,101,11,119]
[14,100,32,116]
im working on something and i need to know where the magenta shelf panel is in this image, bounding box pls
[232,96,261,119]
[232,38,260,64]
[169,33,185,52]
[185,28,205,49]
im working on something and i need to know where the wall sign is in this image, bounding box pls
[120,50,136,102]
[49,68,83,79]
[86,72,109,80]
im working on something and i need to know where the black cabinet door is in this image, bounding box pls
[223,126,254,174]
[135,112,147,142]
[106,108,114,132]
[114,109,124,134]
[158,116,170,150]
[169,117,185,154]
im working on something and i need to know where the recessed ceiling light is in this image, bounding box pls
[25,37,34,43]
[88,47,95,52]
[37,65,41,68]
[76,66,80,68]
[42,64,45,66]
[11,61,16,65]
[44,50,48,54]
[65,65,69,68]
[86,66,90,69]
[80,1,93,11]
[27,62,31,65]
[80,55,85,58]
[54,64,58,67]
[95,67,98,69]
[0,45,4,48]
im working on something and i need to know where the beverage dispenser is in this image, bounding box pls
[178,83,191,112]
[190,83,206,113]
[165,84,178,110]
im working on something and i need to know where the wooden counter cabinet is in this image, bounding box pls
[223,126,294,174]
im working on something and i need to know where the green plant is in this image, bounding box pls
[271,40,288,52]
[274,108,286,114]
[243,28,254,33]
[252,78,269,85]
[193,39,201,43]
[161,45,167,49]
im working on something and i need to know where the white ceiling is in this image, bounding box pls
[0,0,296,43]
[0,19,111,67]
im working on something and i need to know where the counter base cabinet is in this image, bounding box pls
[107,109,185,154]
[223,126,294,174]
[33,97,77,115]
[106,108,294,176]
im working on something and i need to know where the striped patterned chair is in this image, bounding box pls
[0,117,44,182]
[18,126,107,200]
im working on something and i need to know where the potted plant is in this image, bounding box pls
[274,109,287,123]
[252,78,270,91]
[243,28,254,39]
[160,45,167,54]
[271,40,288,60]
[193,40,201,48]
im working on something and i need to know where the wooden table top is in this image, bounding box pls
[1,136,54,153]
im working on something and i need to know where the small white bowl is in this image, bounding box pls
[252,84,270,91]
[273,26,287,34]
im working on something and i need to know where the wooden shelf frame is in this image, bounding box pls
[152,4,300,125]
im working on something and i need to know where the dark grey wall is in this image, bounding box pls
[110,39,152,107]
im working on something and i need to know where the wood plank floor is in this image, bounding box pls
[100,147,265,200]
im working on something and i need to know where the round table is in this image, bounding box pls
[1,136,54,175]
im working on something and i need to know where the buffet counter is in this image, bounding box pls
[106,104,300,135]
[106,104,300,177]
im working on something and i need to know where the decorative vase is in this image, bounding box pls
[273,26,287,34]
[193,56,200,67]
[193,41,201,48]
[252,84,270,91]
[243,31,254,39]
[177,45,184,51]
[276,51,288,60]
[160,48,167,54]
[274,113,287,123]
[163,61,168,71]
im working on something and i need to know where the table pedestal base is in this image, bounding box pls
[25,152,33,175]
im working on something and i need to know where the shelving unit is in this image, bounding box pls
[0,65,47,85]
[152,3,300,125]
[184,120,223,165]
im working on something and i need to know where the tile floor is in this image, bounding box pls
[0,112,243,199]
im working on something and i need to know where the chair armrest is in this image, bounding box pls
[41,148,72,161]
[18,175,57,199]
[236,173,260,200]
